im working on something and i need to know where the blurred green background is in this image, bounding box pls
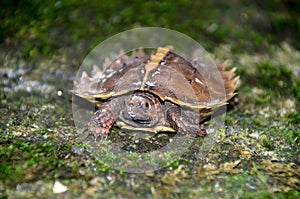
[1,0,299,57]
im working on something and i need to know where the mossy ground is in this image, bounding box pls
[0,0,299,198]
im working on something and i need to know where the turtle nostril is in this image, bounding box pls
[129,102,134,107]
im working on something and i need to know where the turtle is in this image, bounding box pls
[72,47,238,140]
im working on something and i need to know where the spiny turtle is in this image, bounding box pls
[73,47,238,140]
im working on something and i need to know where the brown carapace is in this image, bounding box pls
[72,47,238,140]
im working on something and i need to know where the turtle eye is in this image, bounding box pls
[141,102,150,110]
[145,102,149,108]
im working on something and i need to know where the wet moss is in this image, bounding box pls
[287,112,300,125]
[262,138,274,150]
[256,61,292,90]
[291,81,300,102]
[1,136,54,186]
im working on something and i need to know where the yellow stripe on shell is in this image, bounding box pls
[141,47,171,89]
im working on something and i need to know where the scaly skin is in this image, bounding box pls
[167,106,207,137]
[88,92,206,141]
[88,100,119,140]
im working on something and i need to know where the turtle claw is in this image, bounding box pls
[94,134,107,142]
[195,125,207,137]
[88,123,110,142]
[100,134,108,141]
[89,130,109,142]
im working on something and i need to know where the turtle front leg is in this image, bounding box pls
[88,100,119,141]
[167,107,206,137]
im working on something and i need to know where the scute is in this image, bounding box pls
[73,47,238,110]
[142,51,238,109]
[72,50,149,105]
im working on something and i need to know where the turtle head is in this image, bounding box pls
[123,92,162,126]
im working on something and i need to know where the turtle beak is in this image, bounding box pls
[132,117,151,124]
[124,108,151,123]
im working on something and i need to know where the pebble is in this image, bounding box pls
[249,132,260,139]
[53,180,68,194]
[71,146,85,155]
[57,90,63,96]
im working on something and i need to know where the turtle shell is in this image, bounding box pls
[73,47,238,109]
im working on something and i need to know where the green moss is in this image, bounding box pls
[0,132,77,186]
[0,163,22,183]
[262,138,274,150]
[94,159,110,173]
[254,90,273,105]
[291,130,300,145]
[195,172,293,199]
[291,81,300,102]
[288,112,300,125]
[166,158,189,169]
[256,61,292,90]
[253,61,300,103]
